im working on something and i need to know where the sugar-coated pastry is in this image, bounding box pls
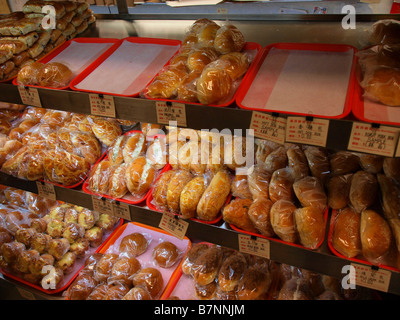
[192,246,223,286]
[222,198,257,233]
[152,241,180,268]
[131,267,164,299]
[119,232,148,258]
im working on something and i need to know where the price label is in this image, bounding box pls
[18,86,42,107]
[348,122,399,157]
[285,116,330,147]
[112,202,131,220]
[89,94,116,118]
[159,212,189,240]
[36,182,56,201]
[238,234,270,259]
[156,102,187,127]
[92,196,113,215]
[250,111,286,145]
[351,263,391,292]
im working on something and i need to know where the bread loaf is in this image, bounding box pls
[294,206,325,249]
[287,146,309,181]
[166,170,193,213]
[247,197,275,237]
[179,176,206,219]
[270,200,298,243]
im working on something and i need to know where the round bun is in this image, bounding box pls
[217,52,249,80]
[195,280,217,300]
[16,62,43,85]
[131,267,164,299]
[153,241,179,268]
[186,47,219,73]
[363,67,400,106]
[94,253,119,282]
[192,246,223,286]
[122,287,152,300]
[125,156,156,194]
[37,62,73,88]
[119,232,148,258]
[214,25,246,55]
[122,132,147,164]
[370,20,400,45]
[109,256,141,287]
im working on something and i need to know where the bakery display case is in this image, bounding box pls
[0,0,400,300]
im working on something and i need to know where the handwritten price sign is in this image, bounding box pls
[156,102,187,127]
[285,116,329,147]
[250,111,286,145]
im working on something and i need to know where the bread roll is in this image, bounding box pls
[218,252,247,292]
[94,253,119,282]
[16,61,42,85]
[146,136,168,170]
[119,233,148,258]
[360,209,392,262]
[222,198,257,233]
[277,278,314,300]
[294,206,325,249]
[195,280,218,300]
[329,151,360,175]
[248,197,275,237]
[166,170,193,213]
[214,25,245,55]
[108,256,141,287]
[89,117,122,147]
[132,267,164,299]
[231,174,252,199]
[37,62,73,88]
[122,132,147,164]
[247,163,272,200]
[125,156,155,195]
[145,66,187,99]
[237,265,272,300]
[66,272,98,300]
[287,146,309,181]
[377,173,400,220]
[151,170,177,211]
[179,176,206,219]
[122,287,152,300]
[88,160,114,195]
[152,241,180,268]
[363,67,400,106]
[264,146,288,173]
[349,170,378,213]
[197,170,231,221]
[189,18,218,34]
[108,163,128,199]
[370,19,400,45]
[359,153,384,174]
[327,174,353,210]
[270,199,298,243]
[177,70,201,102]
[332,207,362,258]
[186,47,219,73]
[196,23,221,47]
[269,168,295,203]
[383,157,400,182]
[293,176,327,214]
[192,246,223,286]
[255,139,279,164]
[223,135,249,171]
[181,243,210,276]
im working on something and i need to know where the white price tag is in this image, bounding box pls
[89,93,116,118]
[112,202,131,220]
[250,111,286,145]
[36,182,56,201]
[238,234,270,259]
[286,116,330,147]
[351,263,391,292]
[156,101,187,127]
[348,122,399,158]
[159,212,189,240]
[92,196,113,215]
[18,86,42,107]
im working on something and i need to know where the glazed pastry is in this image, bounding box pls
[327,174,353,210]
[119,232,148,258]
[181,243,210,275]
[166,170,194,213]
[179,176,206,219]
[55,251,77,274]
[218,252,247,292]
[269,168,295,203]
[332,207,362,258]
[15,227,36,247]
[15,249,40,273]
[248,197,275,237]
[153,241,180,268]
[78,209,99,230]
[125,156,156,194]
[1,241,25,263]
[192,246,223,286]
[270,200,298,243]
[89,117,122,147]
[108,163,128,199]
[96,214,117,232]
[30,232,51,253]
[349,170,378,213]
[293,176,327,214]
[122,132,147,164]
[152,170,177,211]
[47,238,70,260]
[84,226,103,248]
[132,267,164,299]
[294,207,325,250]
[197,170,231,221]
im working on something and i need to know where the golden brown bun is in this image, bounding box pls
[287,146,309,181]
[218,252,247,292]
[360,209,392,261]
[222,198,257,233]
[192,246,223,286]
[122,132,147,164]
[270,199,298,243]
[294,206,325,249]
[248,197,275,237]
[107,135,127,165]
[37,62,73,88]
[359,153,384,174]
[177,70,202,102]
[264,145,288,173]
[16,61,42,85]
[363,67,400,106]
[88,160,114,194]
[145,66,187,99]
[125,156,155,194]
[247,164,272,200]
[122,287,152,300]
[231,174,252,200]
[269,167,295,203]
[293,176,327,214]
[152,170,177,211]
[186,47,219,73]
[303,146,331,183]
[329,151,360,175]
[197,23,221,47]
[108,256,141,287]
[377,173,400,220]
[166,170,194,213]
[108,163,128,199]
[119,232,148,258]
[189,18,218,34]
[197,170,231,221]
[87,283,110,300]
[196,65,233,105]
[194,280,217,300]
[1,241,25,263]
[94,253,119,282]
[332,207,362,258]
[237,265,272,300]
[132,267,164,299]
[370,20,400,45]
[327,174,353,210]
[214,25,245,55]
[84,226,104,248]
[89,117,122,147]
[152,241,179,268]
[47,238,70,260]
[277,278,314,300]
[179,176,206,219]
[66,272,98,300]
[104,283,130,300]
[349,170,378,213]
[181,243,210,275]
[217,52,249,80]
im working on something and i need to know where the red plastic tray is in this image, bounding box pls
[327,209,400,273]
[0,218,123,294]
[82,130,170,205]
[98,221,191,300]
[142,42,262,108]
[236,42,357,119]
[69,37,182,97]
[13,37,121,90]
[228,206,329,251]
[146,166,230,225]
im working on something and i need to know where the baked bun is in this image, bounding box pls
[108,163,128,199]
[294,207,325,249]
[196,64,233,105]
[247,163,272,200]
[107,135,128,165]
[186,47,219,73]
[293,176,327,214]
[197,23,221,47]
[108,256,141,287]
[177,70,201,102]
[190,18,218,34]
[151,170,177,211]
[48,238,70,260]
[217,52,249,80]
[87,160,114,194]
[332,207,362,258]
[179,176,206,219]
[16,61,43,85]
[370,20,400,45]
[145,66,187,99]
[125,156,156,194]
[152,241,180,268]
[270,200,298,243]
[192,246,223,286]
[329,151,360,175]
[195,280,218,300]
[349,170,378,213]
[237,265,272,300]
[87,283,110,300]
[119,232,148,258]
[269,167,295,203]
[166,170,194,213]
[181,243,209,275]
[146,136,168,170]
[132,267,164,299]
[222,198,257,233]
[231,174,252,200]
[277,277,314,300]
[66,272,98,300]
[122,287,152,300]
[303,146,330,184]
[89,117,122,147]
[214,25,245,54]
[122,132,147,164]
[37,62,73,88]
[94,253,119,282]
[248,197,275,237]
[218,252,247,292]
